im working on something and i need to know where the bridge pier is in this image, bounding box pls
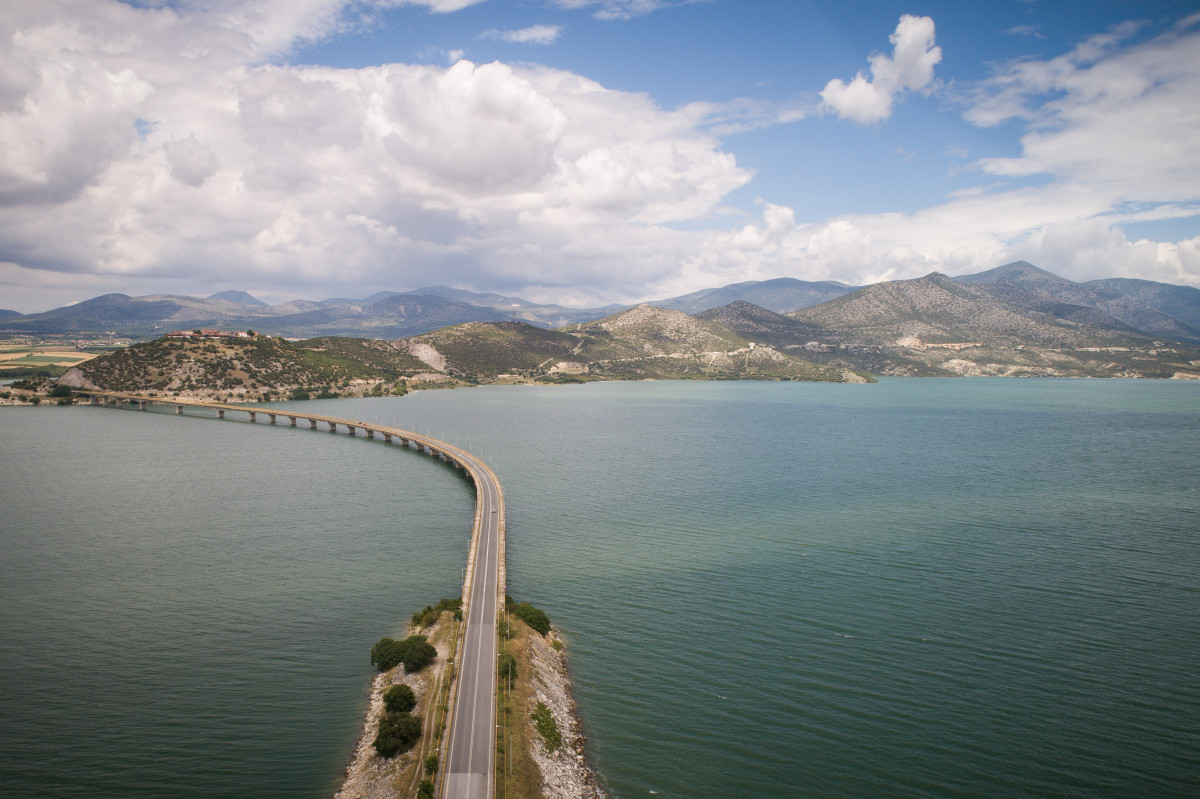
[309,419,317,429]
[218,409,225,419]
[176,404,183,414]
[288,416,297,427]
[328,422,338,433]
[365,429,374,439]
[248,412,257,423]
[383,433,392,443]
[268,413,276,424]
[138,400,146,410]
[347,425,356,436]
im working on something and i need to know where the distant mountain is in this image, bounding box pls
[397,305,864,383]
[956,261,1200,342]
[0,309,20,319]
[7,263,1199,357]
[653,277,857,314]
[399,285,620,327]
[794,272,1143,346]
[2,293,193,333]
[955,260,1073,291]
[207,290,267,307]
[789,272,1200,377]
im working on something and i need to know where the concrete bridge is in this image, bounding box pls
[82,391,503,799]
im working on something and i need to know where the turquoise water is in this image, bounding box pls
[2,379,1199,797]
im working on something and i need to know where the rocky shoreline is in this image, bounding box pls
[336,623,449,799]
[525,628,607,799]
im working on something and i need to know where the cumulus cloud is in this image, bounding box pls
[0,1,751,308]
[163,135,220,187]
[820,14,942,124]
[482,25,563,45]
[2,1,1198,313]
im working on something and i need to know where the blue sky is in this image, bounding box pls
[2,0,1199,311]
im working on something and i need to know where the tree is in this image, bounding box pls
[370,635,437,673]
[373,712,422,757]
[396,636,437,672]
[371,638,403,671]
[383,684,416,714]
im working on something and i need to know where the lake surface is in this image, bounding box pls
[2,378,1198,797]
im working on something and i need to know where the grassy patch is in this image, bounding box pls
[496,619,544,799]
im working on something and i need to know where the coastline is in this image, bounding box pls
[336,620,452,799]
[524,626,607,799]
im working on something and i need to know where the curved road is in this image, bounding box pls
[81,393,502,799]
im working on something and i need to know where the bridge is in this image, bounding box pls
[82,391,502,799]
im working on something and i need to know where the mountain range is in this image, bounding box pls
[50,259,1200,396]
[6,264,1200,350]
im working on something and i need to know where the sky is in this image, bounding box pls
[2,0,1200,312]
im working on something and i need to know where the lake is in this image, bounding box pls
[2,378,1198,797]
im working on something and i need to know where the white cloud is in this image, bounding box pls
[549,0,693,22]
[968,23,1200,210]
[2,1,1198,314]
[163,135,220,187]
[0,2,752,308]
[820,14,942,124]
[482,25,563,45]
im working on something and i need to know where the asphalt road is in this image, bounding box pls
[442,450,502,799]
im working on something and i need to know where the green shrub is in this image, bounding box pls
[414,598,462,628]
[417,780,435,799]
[49,384,73,397]
[531,701,562,752]
[512,602,551,636]
[383,684,416,714]
[424,753,438,774]
[373,711,421,757]
[289,388,309,401]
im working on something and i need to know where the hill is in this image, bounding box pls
[57,334,434,401]
[399,305,866,383]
